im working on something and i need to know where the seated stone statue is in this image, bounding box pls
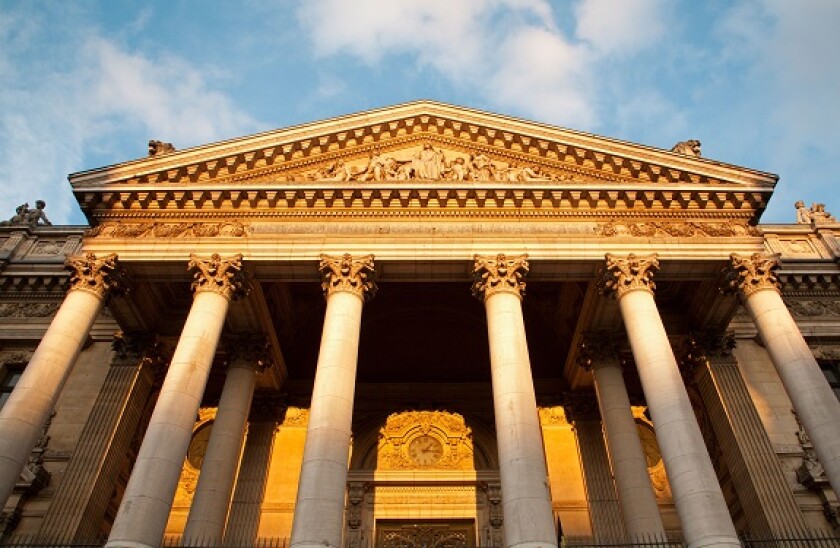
[148,139,176,156]
[670,139,702,157]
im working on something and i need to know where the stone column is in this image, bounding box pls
[290,254,376,548]
[728,253,840,496]
[38,333,165,543]
[182,335,269,546]
[472,254,557,548]
[106,253,247,548]
[0,253,122,508]
[682,331,808,534]
[578,336,666,540]
[603,253,739,548]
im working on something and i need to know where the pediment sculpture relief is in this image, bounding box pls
[301,142,571,183]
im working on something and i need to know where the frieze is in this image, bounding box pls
[598,219,761,238]
[0,303,60,318]
[86,221,247,239]
[785,300,840,317]
[0,351,32,366]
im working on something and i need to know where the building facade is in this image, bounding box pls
[0,102,838,547]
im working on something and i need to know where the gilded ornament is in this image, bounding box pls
[471,253,529,301]
[65,252,124,299]
[377,410,473,470]
[188,253,249,300]
[726,253,781,298]
[602,253,659,298]
[319,253,377,300]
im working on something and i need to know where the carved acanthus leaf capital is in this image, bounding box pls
[319,253,377,300]
[726,253,781,298]
[111,331,166,369]
[188,253,249,300]
[471,253,529,301]
[602,253,659,298]
[678,330,736,380]
[222,333,273,373]
[65,252,125,299]
[576,332,624,371]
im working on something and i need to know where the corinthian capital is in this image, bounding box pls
[726,253,781,298]
[188,253,248,300]
[319,254,377,300]
[602,253,659,298]
[65,252,124,299]
[472,254,529,301]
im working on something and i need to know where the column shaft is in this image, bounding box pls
[485,291,557,548]
[290,291,363,548]
[183,361,257,545]
[106,290,231,548]
[619,290,739,548]
[0,288,104,507]
[744,288,840,495]
[592,361,666,539]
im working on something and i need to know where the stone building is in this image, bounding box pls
[0,101,838,547]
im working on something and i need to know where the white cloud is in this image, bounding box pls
[0,18,262,224]
[574,0,665,55]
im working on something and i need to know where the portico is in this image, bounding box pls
[1,101,838,546]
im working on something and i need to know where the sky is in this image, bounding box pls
[1,0,838,226]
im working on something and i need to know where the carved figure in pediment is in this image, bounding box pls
[323,159,354,181]
[447,156,469,181]
[470,153,495,181]
[412,142,446,179]
[521,165,550,181]
[670,139,702,157]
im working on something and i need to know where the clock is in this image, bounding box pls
[407,434,444,465]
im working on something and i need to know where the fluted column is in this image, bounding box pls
[603,253,739,548]
[472,254,557,548]
[0,253,122,507]
[728,253,840,495]
[182,335,269,546]
[579,335,666,540]
[107,254,248,548]
[290,254,376,548]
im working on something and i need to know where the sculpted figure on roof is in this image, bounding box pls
[670,139,702,157]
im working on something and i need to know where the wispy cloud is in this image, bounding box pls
[0,8,262,224]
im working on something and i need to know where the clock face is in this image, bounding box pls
[407,434,444,465]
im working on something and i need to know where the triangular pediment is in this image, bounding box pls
[70,101,777,224]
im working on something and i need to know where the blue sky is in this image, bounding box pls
[1,0,838,225]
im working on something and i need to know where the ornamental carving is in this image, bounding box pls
[65,252,124,299]
[576,332,624,371]
[86,221,247,239]
[471,253,528,301]
[281,407,310,426]
[785,299,840,317]
[602,253,659,298]
[725,253,781,298]
[0,200,51,227]
[188,253,249,300]
[0,351,32,366]
[537,406,570,426]
[222,333,273,372]
[111,331,166,368]
[0,303,59,318]
[319,253,377,300]
[377,410,473,470]
[598,219,761,238]
[302,143,567,183]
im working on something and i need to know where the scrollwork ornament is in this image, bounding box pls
[65,252,125,299]
[726,253,781,298]
[471,253,529,301]
[188,253,248,300]
[319,253,377,300]
[602,253,659,299]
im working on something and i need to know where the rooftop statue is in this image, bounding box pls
[0,200,51,227]
[670,139,702,157]
[795,201,837,225]
[148,139,176,156]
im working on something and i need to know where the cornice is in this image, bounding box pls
[69,101,777,194]
[75,182,770,222]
